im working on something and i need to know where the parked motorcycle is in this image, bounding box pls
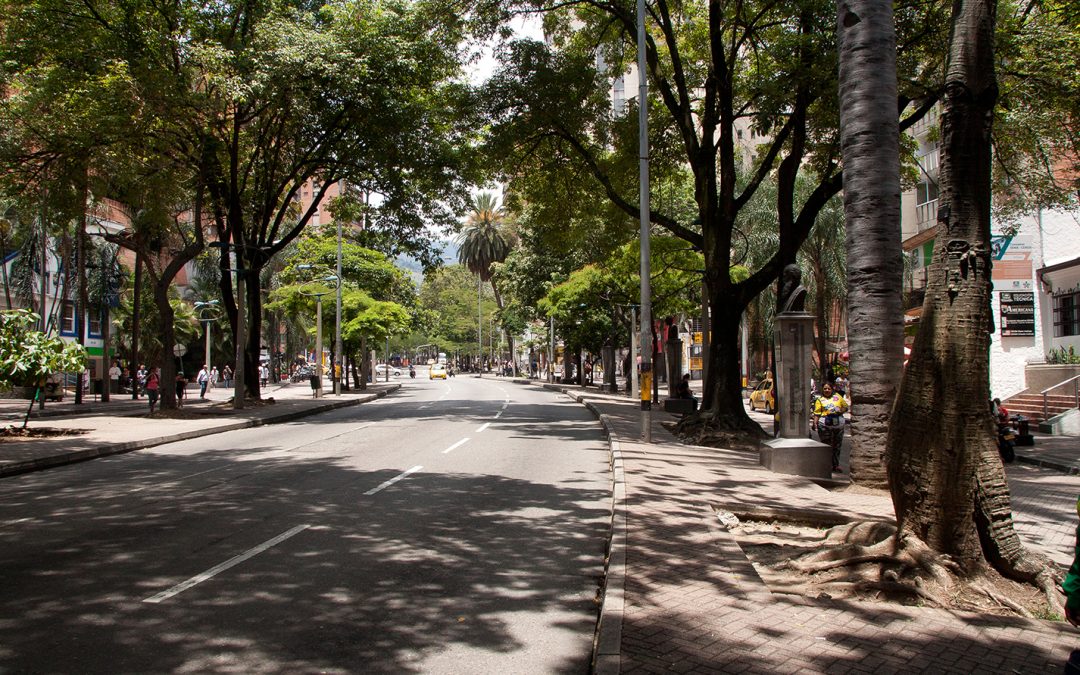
[997,416,1016,463]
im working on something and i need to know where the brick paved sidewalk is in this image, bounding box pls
[528,382,1079,674]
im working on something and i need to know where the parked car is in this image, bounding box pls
[430,363,447,380]
[374,364,402,377]
[748,378,775,413]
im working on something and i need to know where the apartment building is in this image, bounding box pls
[900,106,1080,399]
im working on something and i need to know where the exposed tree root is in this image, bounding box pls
[972,581,1034,618]
[736,519,1055,618]
[673,410,767,450]
[809,580,947,607]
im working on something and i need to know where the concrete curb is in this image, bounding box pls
[1016,452,1080,476]
[594,432,626,675]
[0,385,399,478]
[509,379,625,675]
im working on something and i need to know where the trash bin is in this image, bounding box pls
[309,375,321,393]
[1014,415,1034,446]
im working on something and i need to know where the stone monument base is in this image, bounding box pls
[760,437,834,480]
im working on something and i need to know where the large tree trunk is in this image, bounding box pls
[491,281,518,376]
[837,0,903,488]
[694,293,760,433]
[887,0,1051,591]
[153,279,179,410]
[131,251,142,399]
[245,274,261,399]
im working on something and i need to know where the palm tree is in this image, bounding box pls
[458,192,517,372]
[836,0,903,487]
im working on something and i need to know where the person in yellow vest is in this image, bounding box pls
[812,381,849,473]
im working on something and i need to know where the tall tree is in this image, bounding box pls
[886,0,1057,600]
[836,0,904,487]
[457,192,517,371]
[483,0,943,436]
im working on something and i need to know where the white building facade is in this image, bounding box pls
[901,107,1080,399]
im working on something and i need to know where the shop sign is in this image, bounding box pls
[999,291,1035,336]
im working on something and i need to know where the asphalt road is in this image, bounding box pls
[0,374,612,673]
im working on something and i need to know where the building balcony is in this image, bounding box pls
[916,200,938,230]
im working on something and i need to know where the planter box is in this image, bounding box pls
[1024,364,1080,395]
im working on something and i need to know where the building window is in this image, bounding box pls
[88,306,102,338]
[916,181,939,205]
[60,301,75,335]
[1054,292,1080,337]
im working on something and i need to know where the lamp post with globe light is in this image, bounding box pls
[194,300,220,378]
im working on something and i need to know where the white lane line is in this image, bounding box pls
[143,524,310,604]
[476,422,491,433]
[128,465,229,494]
[442,438,470,454]
[500,403,508,410]
[364,465,423,495]
[494,411,503,419]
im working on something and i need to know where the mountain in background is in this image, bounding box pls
[395,239,459,283]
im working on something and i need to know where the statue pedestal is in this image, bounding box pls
[774,312,814,439]
[760,437,833,479]
[758,311,831,478]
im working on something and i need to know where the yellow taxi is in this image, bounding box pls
[748,378,775,413]
[430,363,448,380]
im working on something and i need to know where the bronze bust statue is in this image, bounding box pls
[777,264,807,314]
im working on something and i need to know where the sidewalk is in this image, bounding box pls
[519,379,1080,674]
[0,380,400,478]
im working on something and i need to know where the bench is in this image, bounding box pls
[663,398,698,415]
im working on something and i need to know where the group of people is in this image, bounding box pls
[103,360,237,413]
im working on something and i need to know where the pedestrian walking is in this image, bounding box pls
[145,367,160,413]
[812,382,849,473]
[222,364,233,389]
[175,372,187,408]
[197,365,210,399]
[109,360,121,394]
[209,366,219,389]
[136,364,147,398]
[260,363,269,387]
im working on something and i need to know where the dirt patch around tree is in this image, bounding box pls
[0,426,90,441]
[722,507,1062,620]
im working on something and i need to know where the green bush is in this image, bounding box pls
[0,309,88,391]
[1046,346,1080,365]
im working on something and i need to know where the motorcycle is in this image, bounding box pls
[997,416,1016,463]
[409,367,416,379]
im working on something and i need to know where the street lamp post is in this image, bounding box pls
[335,218,343,395]
[636,0,653,443]
[194,301,220,376]
[548,314,554,384]
[297,265,338,399]
[477,275,483,378]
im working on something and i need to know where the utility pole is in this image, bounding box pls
[636,0,653,442]
[335,217,343,395]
